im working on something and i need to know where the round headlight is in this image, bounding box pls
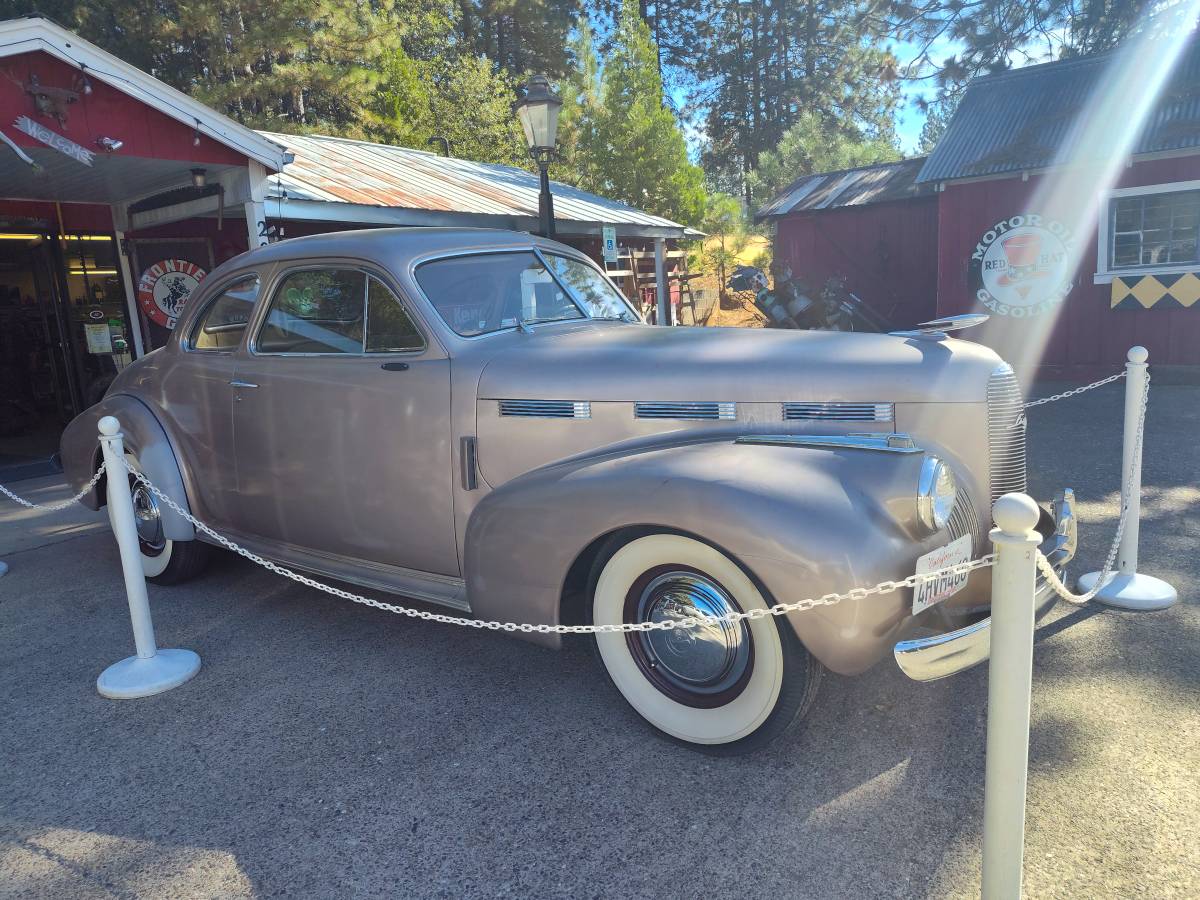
[917,456,958,532]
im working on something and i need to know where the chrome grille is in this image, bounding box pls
[946,493,981,552]
[987,363,1027,504]
[635,401,736,421]
[782,402,894,422]
[498,399,591,419]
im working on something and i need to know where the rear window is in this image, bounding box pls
[189,275,260,351]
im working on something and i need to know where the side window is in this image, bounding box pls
[366,277,424,352]
[256,269,365,354]
[189,275,260,351]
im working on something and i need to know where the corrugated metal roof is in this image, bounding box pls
[918,38,1200,183]
[258,131,694,237]
[756,157,932,219]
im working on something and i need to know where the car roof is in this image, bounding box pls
[227,226,587,271]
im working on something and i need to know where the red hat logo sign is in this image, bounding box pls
[137,259,207,329]
[971,214,1073,318]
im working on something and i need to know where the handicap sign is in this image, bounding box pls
[602,225,617,262]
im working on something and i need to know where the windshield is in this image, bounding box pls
[415,249,636,337]
[543,253,638,321]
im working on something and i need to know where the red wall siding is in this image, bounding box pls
[935,156,1200,375]
[0,198,113,231]
[774,197,940,330]
[0,51,246,166]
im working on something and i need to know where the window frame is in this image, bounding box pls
[182,271,263,354]
[1095,179,1200,284]
[410,246,639,340]
[249,263,427,357]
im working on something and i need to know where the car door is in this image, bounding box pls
[158,270,263,528]
[230,262,458,576]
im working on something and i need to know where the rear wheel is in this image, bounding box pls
[591,533,822,754]
[106,454,209,585]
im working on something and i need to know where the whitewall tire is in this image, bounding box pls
[592,533,821,754]
[105,453,209,585]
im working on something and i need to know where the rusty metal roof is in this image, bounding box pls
[756,157,932,220]
[258,131,697,238]
[918,38,1200,183]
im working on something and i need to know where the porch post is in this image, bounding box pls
[654,237,670,326]
[111,208,146,359]
[244,160,269,250]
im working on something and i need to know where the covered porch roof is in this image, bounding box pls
[261,131,700,240]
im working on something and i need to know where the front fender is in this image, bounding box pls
[464,435,952,671]
[59,394,195,541]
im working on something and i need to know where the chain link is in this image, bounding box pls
[115,454,994,635]
[0,463,106,512]
[1024,371,1125,408]
[1035,370,1149,605]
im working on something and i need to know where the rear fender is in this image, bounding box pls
[464,436,945,672]
[59,394,195,541]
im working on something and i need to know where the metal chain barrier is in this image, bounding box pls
[1023,371,1125,408]
[1035,369,1150,605]
[116,454,993,635]
[0,463,106,512]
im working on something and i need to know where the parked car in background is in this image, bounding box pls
[61,228,1077,753]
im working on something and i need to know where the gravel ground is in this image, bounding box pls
[0,379,1196,899]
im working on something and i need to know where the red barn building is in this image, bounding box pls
[761,42,1200,379]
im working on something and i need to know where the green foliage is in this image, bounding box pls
[747,112,900,206]
[917,92,962,155]
[557,0,706,226]
[698,192,750,286]
[375,53,529,166]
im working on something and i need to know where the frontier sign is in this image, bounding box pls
[970,214,1074,318]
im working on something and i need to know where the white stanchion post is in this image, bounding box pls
[982,493,1041,900]
[1077,347,1178,610]
[95,416,201,699]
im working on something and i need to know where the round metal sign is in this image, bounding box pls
[137,259,207,329]
[971,214,1073,318]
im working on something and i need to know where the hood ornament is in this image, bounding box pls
[891,314,990,341]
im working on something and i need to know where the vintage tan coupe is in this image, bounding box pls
[62,228,1077,753]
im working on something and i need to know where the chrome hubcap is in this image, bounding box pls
[131,483,165,551]
[630,570,752,706]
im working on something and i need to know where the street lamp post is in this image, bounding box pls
[514,75,562,238]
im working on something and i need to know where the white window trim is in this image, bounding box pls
[1095,178,1200,283]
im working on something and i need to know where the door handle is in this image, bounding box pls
[229,379,259,389]
[380,362,409,371]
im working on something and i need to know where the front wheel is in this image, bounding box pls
[106,454,209,585]
[592,533,822,754]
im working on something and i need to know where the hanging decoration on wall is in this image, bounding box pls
[969,214,1073,318]
[137,259,207,329]
[13,115,93,166]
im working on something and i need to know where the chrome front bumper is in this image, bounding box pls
[893,489,1078,682]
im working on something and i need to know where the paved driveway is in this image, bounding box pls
[1,381,1196,899]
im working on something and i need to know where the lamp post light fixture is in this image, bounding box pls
[514,75,562,238]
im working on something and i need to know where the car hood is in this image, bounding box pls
[475,323,1004,404]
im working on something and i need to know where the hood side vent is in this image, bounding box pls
[635,401,736,421]
[783,402,894,422]
[498,399,591,419]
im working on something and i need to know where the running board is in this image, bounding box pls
[198,530,469,612]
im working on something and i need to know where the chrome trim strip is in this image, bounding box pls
[735,433,923,453]
[782,402,894,422]
[498,399,591,419]
[893,488,1076,682]
[635,401,736,421]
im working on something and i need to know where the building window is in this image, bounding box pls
[1110,188,1200,269]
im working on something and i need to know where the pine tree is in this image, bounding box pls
[747,112,900,206]
[579,0,706,226]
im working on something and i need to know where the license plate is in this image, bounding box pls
[912,534,972,615]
